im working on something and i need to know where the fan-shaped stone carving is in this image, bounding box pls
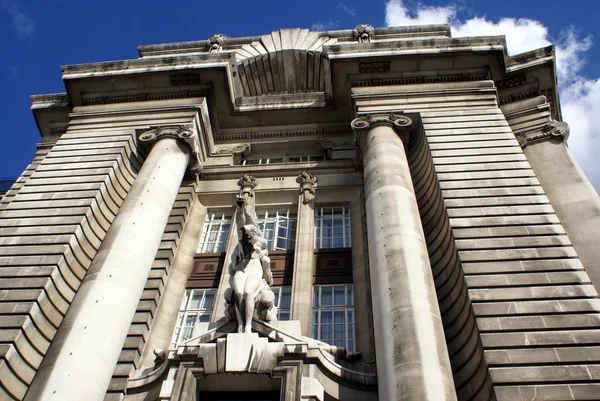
[233,28,335,96]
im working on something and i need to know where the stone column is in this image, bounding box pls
[25,126,200,401]
[351,113,456,401]
[290,171,317,335]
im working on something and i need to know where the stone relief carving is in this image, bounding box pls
[209,33,228,52]
[217,143,250,154]
[317,139,354,150]
[138,125,202,173]
[515,120,570,149]
[224,181,277,333]
[237,173,257,201]
[353,24,375,43]
[296,171,317,204]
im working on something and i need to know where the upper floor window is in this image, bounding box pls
[255,210,297,250]
[314,207,351,248]
[198,212,232,253]
[171,288,216,347]
[237,154,326,165]
[271,286,292,321]
[312,284,354,351]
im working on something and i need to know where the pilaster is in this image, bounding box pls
[290,171,317,336]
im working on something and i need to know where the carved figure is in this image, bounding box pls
[224,192,277,333]
[353,24,375,43]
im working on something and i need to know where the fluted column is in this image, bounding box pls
[352,113,456,401]
[25,126,200,401]
[290,171,317,335]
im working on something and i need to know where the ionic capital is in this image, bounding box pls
[351,112,412,158]
[138,125,202,173]
[237,174,257,200]
[515,120,570,149]
[296,171,317,204]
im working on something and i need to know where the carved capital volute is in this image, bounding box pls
[237,174,257,200]
[351,112,412,159]
[515,120,570,149]
[296,171,317,204]
[138,125,202,174]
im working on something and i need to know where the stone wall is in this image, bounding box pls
[0,100,202,400]
[355,80,600,400]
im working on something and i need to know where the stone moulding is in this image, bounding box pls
[126,320,376,400]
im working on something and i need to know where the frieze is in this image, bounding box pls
[81,89,206,106]
[351,72,489,88]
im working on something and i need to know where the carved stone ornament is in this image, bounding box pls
[296,171,317,204]
[353,24,375,43]
[138,125,202,173]
[317,139,354,150]
[515,120,570,149]
[352,112,411,146]
[237,173,257,200]
[209,33,228,52]
[224,194,277,333]
[217,143,250,154]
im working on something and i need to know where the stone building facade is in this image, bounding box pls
[1,24,600,401]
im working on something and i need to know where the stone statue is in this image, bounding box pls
[224,193,277,333]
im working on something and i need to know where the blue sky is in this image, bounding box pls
[1,0,599,190]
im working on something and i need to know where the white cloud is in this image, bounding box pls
[1,0,35,38]
[385,0,600,191]
[337,2,356,16]
[311,20,340,31]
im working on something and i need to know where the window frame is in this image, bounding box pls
[314,206,352,249]
[312,284,355,352]
[255,209,297,250]
[171,288,216,347]
[197,212,233,253]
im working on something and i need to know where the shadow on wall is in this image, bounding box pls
[407,124,495,401]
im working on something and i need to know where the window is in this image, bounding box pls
[271,286,291,321]
[312,284,354,351]
[198,212,232,253]
[171,289,216,346]
[314,207,351,248]
[255,210,297,250]
[237,154,326,165]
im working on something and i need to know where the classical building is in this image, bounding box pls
[1,24,600,401]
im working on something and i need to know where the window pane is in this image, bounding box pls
[279,311,290,321]
[320,310,332,324]
[321,287,332,306]
[280,292,291,309]
[334,310,345,323]
[320,324,332,340]
[188,292,202,309]
[203,293,214,309]
[334,287,345,305]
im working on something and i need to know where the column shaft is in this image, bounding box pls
[360,124,456,400]
[290,196,316,335]
[25,138,190,401]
